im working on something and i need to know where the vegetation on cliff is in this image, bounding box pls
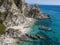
[0,23,6,35]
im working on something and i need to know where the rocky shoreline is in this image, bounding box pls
[0,0,52,45]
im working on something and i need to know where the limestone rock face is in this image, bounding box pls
[0,0,49,22]
[25,4,49,19]
[0,0,50,45]
[0,34,17,45]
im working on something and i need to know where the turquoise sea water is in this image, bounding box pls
[17,5,60,45]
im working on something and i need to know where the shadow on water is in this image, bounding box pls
[37,31,60,45]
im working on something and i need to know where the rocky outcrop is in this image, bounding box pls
[5,28,31,42]
[0,0,52,45]
[25,4,49,20]
[25,33,45,40]
[39,26,52,31]
[0,0,50,22]
[0,34,17,45]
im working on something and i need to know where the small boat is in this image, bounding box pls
[39,26,51,31]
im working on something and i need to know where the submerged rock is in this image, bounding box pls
[35,34,45,39]
[39,26,52,31]
[25,33,38,40]
[25,33,45,40]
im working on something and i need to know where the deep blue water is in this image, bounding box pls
[40,5,60,45]
[18,5,60,45]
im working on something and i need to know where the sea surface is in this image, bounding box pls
[17,5,60,45]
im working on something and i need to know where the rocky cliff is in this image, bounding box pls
[0,0,51,45]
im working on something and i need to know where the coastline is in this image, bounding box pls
[0,0,55,45]
[5,17,36,33]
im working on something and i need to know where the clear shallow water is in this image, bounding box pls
[17,5,60,45]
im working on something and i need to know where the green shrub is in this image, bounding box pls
[0,23,6,35]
